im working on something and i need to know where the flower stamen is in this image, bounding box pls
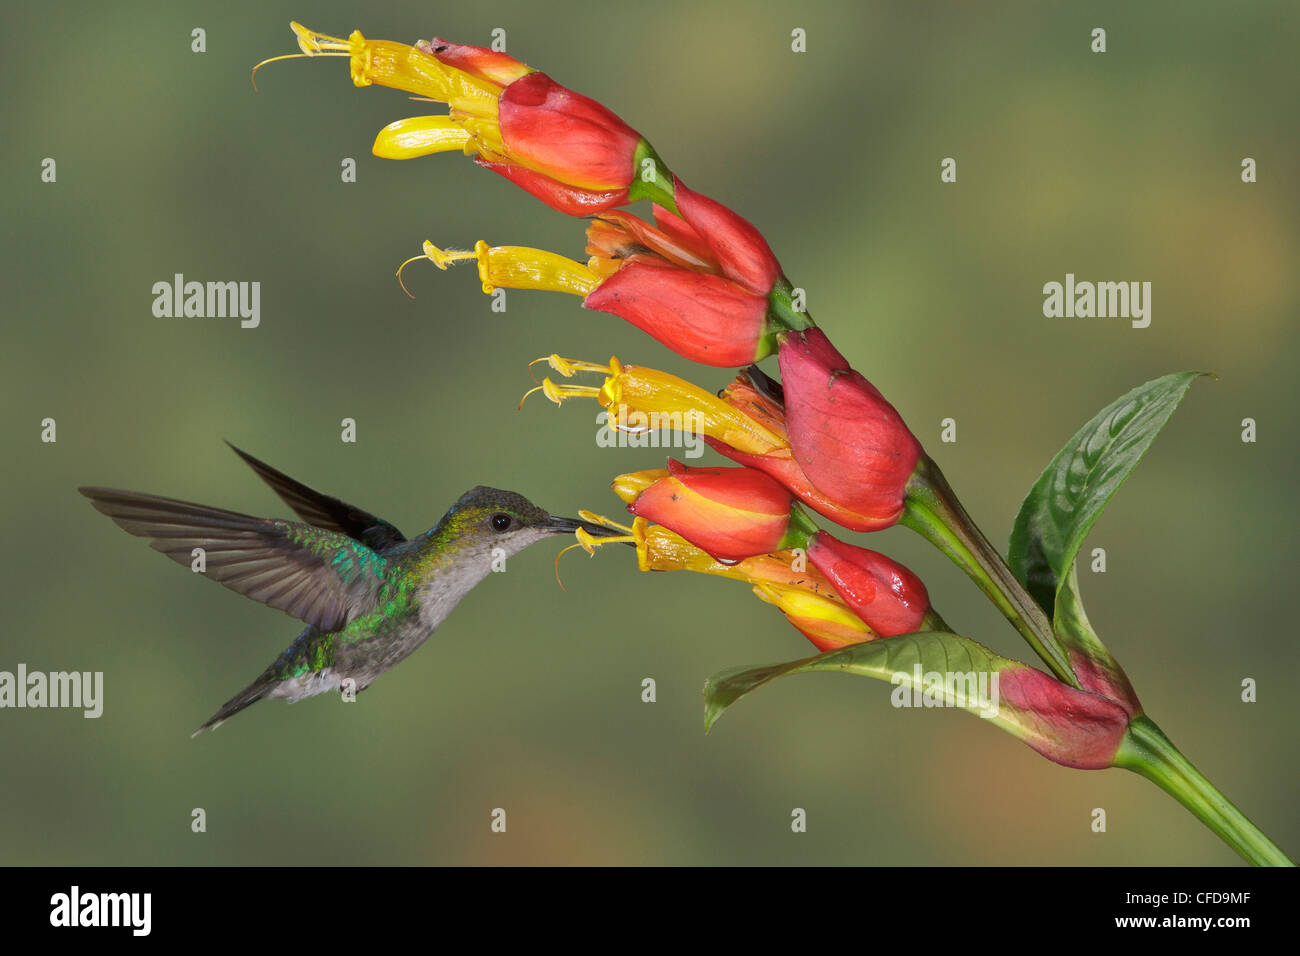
[553,513,642,589]
[533,355,622,379]
[289,21,355,56]
[518,379,602,410]
[577,510,638,537]
[422,241,479,270]
[250,52,349,91]
[394,254,426,299]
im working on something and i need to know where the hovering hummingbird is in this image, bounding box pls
[80,443,615,736]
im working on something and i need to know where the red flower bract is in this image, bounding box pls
[670,181,782,295]
[806,531,929,636]
[475,159,629,215]
[421,38,532,86]
[997,667,1130,770]
[627,459,793,562]
[778,329,921,528]
[583,258,772,367]
[498,72,642,191]
[706,438,899,533]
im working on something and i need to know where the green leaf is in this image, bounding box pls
[704,632,1131,769]
[1008,371,1209,618]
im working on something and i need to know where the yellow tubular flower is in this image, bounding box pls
[751,582,877,650]
[560,513,865,651]
[276,23,509,164]
[639,526,845,602]
[410,241,600,297]
[522,355,789,456]
[289,22,503,119]
[611,470,669,506]
[567,512,844,601]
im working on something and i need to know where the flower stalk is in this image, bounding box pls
[1115,717,1294,866]
[902,454,1075,687]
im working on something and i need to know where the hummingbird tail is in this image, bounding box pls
[191,682,271,738]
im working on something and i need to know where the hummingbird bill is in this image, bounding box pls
[79,443,618,737]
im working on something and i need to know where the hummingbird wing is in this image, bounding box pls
[80,487,398,633]
[225,442,407,551]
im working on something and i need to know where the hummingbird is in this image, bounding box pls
[79,443,616,736]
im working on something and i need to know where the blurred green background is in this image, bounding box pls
[2,0,1296,865]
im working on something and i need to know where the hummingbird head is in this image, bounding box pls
[433,486,620,563]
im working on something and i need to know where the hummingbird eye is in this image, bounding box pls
[490,513,513,532]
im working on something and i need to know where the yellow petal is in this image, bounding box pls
[602,366,787,456]
[529,356,787,456]
[476,241,601,297]
[752,582,875,646]
[289,23,501,118]
[373,116,473,159]
[612,470,670,505]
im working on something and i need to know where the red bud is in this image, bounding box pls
[778,329,921,528]
[706,438,899,533]
[498,72,641,191]
[997,666,1130,769]
[583,258,772,367]
[475,159,629,215]
[669,181,782,295]
[627,460,793,562]
[806,531,929,636]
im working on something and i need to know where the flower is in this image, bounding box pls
[491,71,641,191]
[617,460,800,563]
[705,370,907,532]
[994,666,1131,769]
[524,357,912,532]
[522,355,788,458]
[777,329,922,529]
[605,463,937,636]
[561,514,875,652]
[583,258,775,366]
[669,181,781,296]
[750,582,877,652]
[275,23,646,215]
[805,531,931,637]
[583,208,793,364]
[404,206,802,365]
[414,38,532,86]
[409,240,601,298]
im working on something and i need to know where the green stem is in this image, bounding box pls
[627,140,678,213]
[768,279,817,332]
[780,503,820,549]
[901,455,1076,686]
[1115,716,1293,866]
[921,607,951,632]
